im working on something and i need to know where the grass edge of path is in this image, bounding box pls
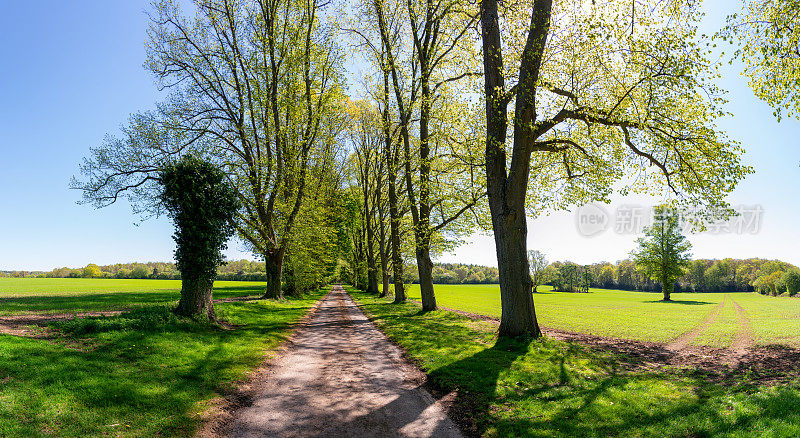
[348,287,800,438]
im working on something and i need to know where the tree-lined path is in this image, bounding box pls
[226,285,462,438]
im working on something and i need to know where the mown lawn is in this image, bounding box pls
[0,278,324,437]
[352,289,800,437]
[402,284,800,346]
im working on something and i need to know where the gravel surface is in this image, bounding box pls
[226,285,463,438]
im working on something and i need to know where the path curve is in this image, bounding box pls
[225,286,462,438]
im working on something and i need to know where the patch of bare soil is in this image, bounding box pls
[0,311,123,338]
[430,302,800,385]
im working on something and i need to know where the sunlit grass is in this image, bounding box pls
[404,284,729,343]
[0,278,266,315]
[0,278,324,437]
[353,289,800,437]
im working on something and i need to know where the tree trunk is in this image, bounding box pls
[175,275,216,320]
[416,246,436,311]
[494,211,542,337]
[662,276,672,301]
[480,0,551,338]
[262,249,284,299]
[386,126,405,302]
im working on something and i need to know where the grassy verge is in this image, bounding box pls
[351,288,800,437]
[0,287,325,437]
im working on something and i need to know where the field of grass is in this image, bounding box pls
[352,289,800,437]
[0,278,324,437]
[402,284,800,346]
[0,278,265,315]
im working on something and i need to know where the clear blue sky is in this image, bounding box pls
[0,1,798,271]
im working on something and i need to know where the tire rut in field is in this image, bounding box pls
[727,300,754,364]
[665,298,727,352]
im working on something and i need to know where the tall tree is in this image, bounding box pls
[631,206,692,301]
[347,100,384,294]
[160,156,239,320]
[72,0,346,299]
[479,0,751,336]
[372,0,485,310]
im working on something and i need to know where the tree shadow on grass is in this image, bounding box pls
[0,284,267,314]
[643,299,714,305]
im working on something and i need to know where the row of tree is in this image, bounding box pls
[536,258,800,295]
[70,0,795,336]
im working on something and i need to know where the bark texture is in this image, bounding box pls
[262,249,285,299]
[175,276,216,320]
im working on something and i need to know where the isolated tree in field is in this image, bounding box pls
[631,206,691,301]
[160,156,238,320]
[723,0,800,120]
[478,0,751,336]
[527,250,548,293]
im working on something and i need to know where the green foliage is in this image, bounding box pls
[631,206,692,299]
[0,282,325,437]
[527,250,549,292]
[159,156,239,283]
[779,269,800,296]
[352,289,800,437]
[723,0,800,120]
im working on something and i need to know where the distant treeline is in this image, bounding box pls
[549,258,800,295]
[4,258,799,296]
[0,260,268,281]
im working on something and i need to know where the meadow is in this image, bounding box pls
[403,284,800,347]
[0,278,323,437]
[352,288,800,437]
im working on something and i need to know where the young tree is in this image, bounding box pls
[631,206,692,301]
[160,156,239,320]
[527,250,548,293]
[478,0,751,336]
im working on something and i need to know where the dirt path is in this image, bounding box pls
[225,286,462,438]
[726,300,755,365]
[665,298,727,352]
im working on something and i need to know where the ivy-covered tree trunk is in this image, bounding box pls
[263,249,285,299]
[176,275,215,320]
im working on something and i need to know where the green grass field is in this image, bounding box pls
[402,284,800,347]
[0,278,266,315]
[0,278,322,437]
[352,289,800,437]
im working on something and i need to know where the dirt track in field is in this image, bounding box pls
[223,285,462,438]
[424,298,800,383]
[0,311,123,337]
[665,299,727,352]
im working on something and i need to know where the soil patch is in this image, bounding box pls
[0,311,124,338]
